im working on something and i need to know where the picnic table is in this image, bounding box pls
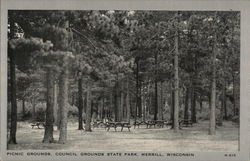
[31,122,45,129]
[93,121,106,128]
[134,120,167,128]
[133,119,194,129]
[106,122,131,132]
[180,119,193,127]
[146,120,166,128]
[155,120,165,128]
[164,120,183,128]
[133,121,147,129]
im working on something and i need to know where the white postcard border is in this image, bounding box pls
[1,0,250,161]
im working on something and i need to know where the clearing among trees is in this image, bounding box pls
[7,10,240,151]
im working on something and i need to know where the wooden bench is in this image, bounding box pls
[31,122,45,129]
[106,122,131,132]
[145,121,157,128]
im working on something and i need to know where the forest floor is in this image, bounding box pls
[8,120,239,151]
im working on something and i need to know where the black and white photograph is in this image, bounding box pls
[6,9,240,150]
[1,1,250,161]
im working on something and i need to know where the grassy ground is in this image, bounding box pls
[8,120,239,151]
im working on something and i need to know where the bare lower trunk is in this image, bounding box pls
[32,98,36,120]
[43,69,54,143]
[126,78,130,123]
[58,67,69,143]
[114,81,120,122]
[154,79,158,121]
[9,46,18,144]
[209,33,217,135]
[138,81,142,118]
[171,90,175,128]
[142,94,145,121]
[174,30,179,132]
[232,73,239,116]
[53,82,59,129]
[184,86,190,120]
[8,12,18,144]
[85,83,92,132]
[22,99,25,119]
[120,81,124,121]
[223,87,227,120]
[100,96,104,120]
[234,72,240,116]
[78,78,84,130]
[219,81,226,125]
[154,52,158,121]
[199,95,203,112]
[109,89,113,119]
[158,82,163,120]
[191,87,197,123]
[135,59,140,121]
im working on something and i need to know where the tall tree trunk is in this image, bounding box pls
[85,83,92,132]
[191,86,197,123]
[22,99,25,119]
[32,98,36,120]
[135,59,139,122]
[231,25,238,116]
[120,80,124,121]
[53,81,59,129]
[223,86,227,120]
[91,100,95,122]
[232,73,236,116]
[158,82,163,120]
[220,52,228,121]
[103,100,106,119]
[43,69,54,143]
[154,52,158,121]
[126,78,130,123]
[184,86,190,120]
[199,95,203,112]
[114,81,120,122]
[138,80,142,118]
[220,81,226,123]
[233,72,240,116]
[142,94,145,121]
[100,96,104,120]
[174,30,180,132]
[171,90,175,129]
[58,67,69,143]
[109,89,113,119]
[209,32,217,135]
[78,78,84,130]
[8,12,18,144]
[146,82,151,120]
